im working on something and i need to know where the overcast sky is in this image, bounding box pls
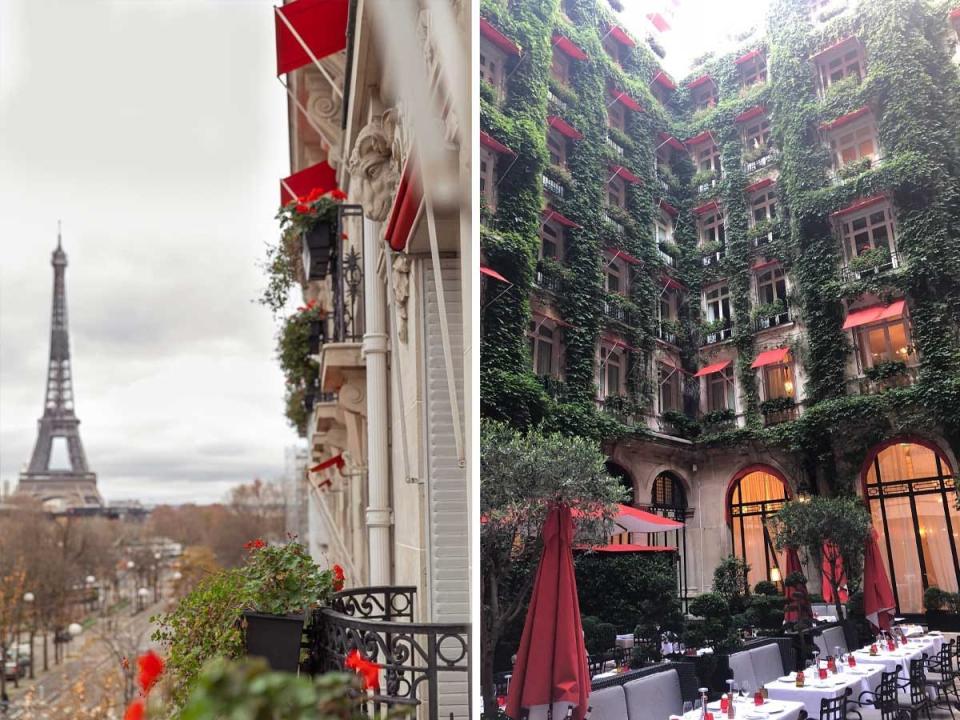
[0,0,299,504]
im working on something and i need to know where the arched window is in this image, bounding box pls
[651,472,687,516]
[863,440,959,613]
[605,461,634,506]
[728,467,789,588]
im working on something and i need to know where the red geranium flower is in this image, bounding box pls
[330,188,347,201]
[333,564,345,592]
[243,538,267,551]
[123,699,145,720]
[305,187,325,202]
[345,649,381,691]
[137,650,164,693]
[295,202,311,213]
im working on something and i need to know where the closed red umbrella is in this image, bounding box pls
[506,504,590,720]
[863,528,895,631]
[783,546,812,625]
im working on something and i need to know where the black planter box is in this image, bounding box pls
[308,320,323,355]
[243,611,305,672]
[926,610,960,632]
[302,223,334,281]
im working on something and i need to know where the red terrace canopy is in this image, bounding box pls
[385,157,422,252]
[686,74,714,89]
[602,336,638,352]
[310,454,344,473]
[280,160,337,206]
[647,12,671,32]
[745,177,775,194]
[734,48,763,65]
[609,248,642,265]
[610,165,641,184]
[575,543,677,553]
[692,200,720,216]
[543,207,580,229]
[751,346,790,368]
[820,106,871,132]
[533,309,576,329]
[608,25,636,47]
[842,300,906,330]
[661,272,686,291]
[659,198,679,217]
[275,0,349,76]
[810,36,858,61]
[548,115,583,140]
[685,129,713,146]
[658,132,685,151]
[609,88,643,113]
[480,265,510,284]
[751,258,780,272]
[653,70,677,91]
[831,193,887,218]
[480,17,521,56]
[694,359,731,377]
[480,131,516,156]
[553,33,588,61]
[573,504,683,533]
[735,105,766,124]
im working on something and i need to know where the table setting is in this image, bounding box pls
[850,633,943,682]
[672,694,805,720]
[763,657,886,718]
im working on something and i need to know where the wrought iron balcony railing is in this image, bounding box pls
[602,299,634,326]
[604,211,625,235]
[701,249,725,267]
[305,586,470,719]
[743,148,779,175]
[606,135,625,157]
[754,309,792,331]
[657,323,678,345]
[847,363,918,396]
[703,324,733,345]
[542,174,565,199]
[839,249,901,283]
[658,247,675,267]
[534,266,563,294]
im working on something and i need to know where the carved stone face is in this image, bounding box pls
[348,111,401,222]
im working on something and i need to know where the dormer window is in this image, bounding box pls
[814,37,864,95]
[736,50,767,88]
[823,108,878,171]
[480,20,519,103]
[688,76,719,112]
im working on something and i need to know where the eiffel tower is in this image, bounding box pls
[17,228,103,509]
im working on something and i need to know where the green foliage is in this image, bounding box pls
[742,594,786,632]
[684,592,740,652]
[660,410,701,439]
[276,304,325,436]
[752,299,787,321]
[759,396,796,414]
[923,586,960,613]
[847,246,890,272]
[581,616,618,654]
[241,541,335,616]
[864,360,907,381]
[701,408,736,427]
[753,580,778,596]
[260,228,303,314]
[836,157,874,181]
[713,555,750,600]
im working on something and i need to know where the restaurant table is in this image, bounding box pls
[850,634,944,683]
[764,665,885,718]
[686,696,805,720]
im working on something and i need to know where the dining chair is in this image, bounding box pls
[850,667,903,720]
[588,654,606,676]
[820,687,853,720]
[924,640,958,717]
[899,658,934,720]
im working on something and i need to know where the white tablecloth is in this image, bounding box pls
[685,697,805,720]
[764,666,884,718]
[851,635,943,683]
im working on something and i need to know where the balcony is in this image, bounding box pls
[759,397,798,426]
[601,395,643,426]
[754,308,792,332]
[657,322,679,345]
[701,248,726,267]
[534,261,564,294]
[603,296,635,326]
[304,586,470,719]
[702,321,733,345]
[743,148,779,175]
[699,408,737,433]
[847,362,918,396]
[605,211,626,235]
[606,135,626,158]
[697,176,720,195]
[542,174,565,199]
[840,249,901,283]
[548,89,568,113]
[658,248,675,267]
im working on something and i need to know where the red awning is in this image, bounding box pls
[610,164,641,184]
[609,88,643,112]
[533,309,575,329]
[694,359,731,377]
[601,335,638,352]
[548,115,583,140]
[661,272,686,291]
[480,131,515,156]
[659,198,679,217]
[647,12,671,31]
[685,129,713,146]
[280,160,337,205]
[735,105,766,124]
[810,36,858,61]
[480,265,509,284]
[608,25,636,47]
[831,194,887,218]
[842,300,906,330]
[820,106,871,131]
[609,248,642,266]
[575,543,677,553]
[543,207,580,229]
[686,74,714,89]
[480,17,521,56]
[745,177,775,194]
[751,258,780,272]
[692,200,720,216]
[275,0,349,76]
[553,33,587,60]
[385,157,422,252]
[734,48,763,65]
[658,132,685,151]
[751,347,790,368]
[310,454,345,472]
[652,70,676,91]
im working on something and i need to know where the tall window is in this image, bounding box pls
[694,142,722,175]
[540,220,565,260]
[742,117,771,150]
[839,203,896,262]
[751,188,777,225]
[480,39,507,101]
[650,472,689,602]
[856,317,915,370]
[739,53,767,88]
[607,176,626,209]
[659,363,681,414]
[660,290,677,324]
[601,346,625,398]
[828,118,879,169]
[756,266,787,306]
[864,441,960,613]
[547,128,567,167]
[605,257,627,295]
[529,321,561,377]
[692,82,718,112]
[699,211,725,248]
[816,40,864,94]
[729,469,789,588]
[762,359,795,401]
[551,48,570,85]
[608,102,626,131]
[654,212,673,246]
[706,367,735,412]
[705,284,732,323]
[480,147,497,213]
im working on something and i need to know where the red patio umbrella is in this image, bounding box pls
[863,528,895,632]
[783,546,812,625]
[506,504,590,720]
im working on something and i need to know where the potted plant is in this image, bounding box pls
[837,157,873,181]
[277,187,346,282]
[691,168,716,190]
[701,408,735,431]
[848,246,891,273]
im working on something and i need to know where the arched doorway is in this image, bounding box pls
[650,471,690,608]
[606,460,635,505]
[727,465,790,589]
[862,439,959,614]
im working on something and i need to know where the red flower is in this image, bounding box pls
[295,202,311,213]
[305,187,326,202]
[244,538,267,551]
[345,649,381,691]
[137,650,164,693]
[123,699,145,720]
[333,564,345,592]
[330,188,347,201]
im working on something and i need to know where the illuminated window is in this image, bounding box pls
[762,360,795,401]
[828,117,879,169]
[480,38,507,101]
[728,468,789,588]
[839,203,896,262]
[856,317,915,369]
[815,40,864,94]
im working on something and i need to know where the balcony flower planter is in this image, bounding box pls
[302,222,335,281]
[277,188,345,282]
[242,611,306,672]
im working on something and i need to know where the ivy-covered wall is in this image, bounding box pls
[480,0,960,493]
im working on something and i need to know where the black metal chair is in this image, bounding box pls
[924,640,958,717]
[494,671,511,697]
[899,658,934,720]
[852,667,905,720]
[820,687,853,720]
[587,654,606,676]
[611,646,628,669]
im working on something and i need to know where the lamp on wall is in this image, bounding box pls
[769,567,781,583]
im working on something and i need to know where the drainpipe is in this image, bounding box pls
[363,216,392,585]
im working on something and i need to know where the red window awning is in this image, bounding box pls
[652,70,676,91]
[609,248,642,266]
[385,157,423,252]
[751,347,790,368]
[548,115,583,140]
[533,308,575,329]
[610,165,641,184]
[608,25,636,47]
[480,18,521,56]
[686,74,714,89]
[661,272,686,291]
[480,265,509,284]
[734,48,763,65]
[820,106,871,131]
[553,33,587,60]
[751,258,780,272]
[695,359,731,377]
[280,160,338,206]
[543,207,580,229]
[735,105,766,124]
[842,300,906,330]
[685,130,713,146]
[310,453,345,472]
[609,88,643,112]
[658,199,679,217]
[647,12,671,31]
[745,177,775,194]
[692,200,720,216]
[810,36,858,61]
[658,132,685,151]
[831,194,887,218]
[951,7,960,21]
[602,335,638,352]
[275,0,349,76]
[480,131,516,156]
